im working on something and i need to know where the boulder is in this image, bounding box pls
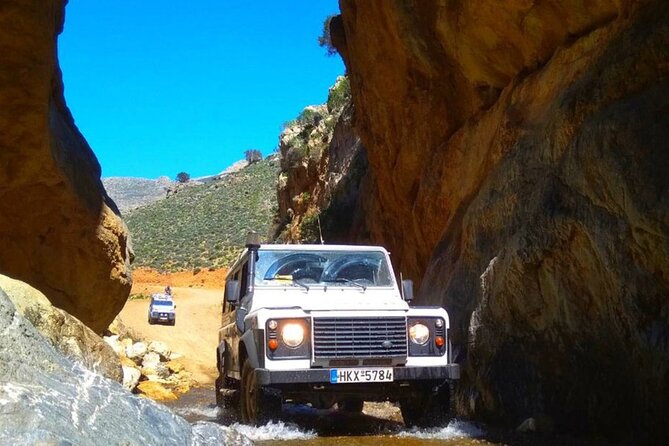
[148,340,171,360]
[0,288,250,445]
[122,366,141,391]
[0,0,132,333]
[142,362,170,380]
[0,275,122,382]
[126,342,147,360]
[103,335,124,356]
[142,352,161,370]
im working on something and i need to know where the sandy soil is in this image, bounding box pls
[118,284,223,384]
[132,267,228,289]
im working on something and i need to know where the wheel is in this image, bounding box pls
[338,399,364,413]
[170,319,176,326]
[239,358,281,425]
[400,383,453,428]
[148,317,154,325]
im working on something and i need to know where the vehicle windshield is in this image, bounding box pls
[152,300,173,308]
[254,249,394,288]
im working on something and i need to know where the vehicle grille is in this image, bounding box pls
[313,317,407,359]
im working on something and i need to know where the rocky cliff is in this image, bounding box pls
[0,0,132,332]
[276,76,369,243]
[335,0,668,441]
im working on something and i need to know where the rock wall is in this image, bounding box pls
[276,76,369,244]
[0,0,132,332]
[335,0,668,441]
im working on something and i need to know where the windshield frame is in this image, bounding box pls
[253,248,396,290]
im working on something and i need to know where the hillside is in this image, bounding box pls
[125,156,279,271]
[275,76,368,244]
[103,176,174,214]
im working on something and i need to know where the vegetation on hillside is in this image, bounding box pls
[125,157,279,272]
[276,76,356,243]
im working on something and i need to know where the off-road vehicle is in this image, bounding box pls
[147,294,176,325]
[215,234,459,426]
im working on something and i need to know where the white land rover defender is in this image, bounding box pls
[216,234,459,426]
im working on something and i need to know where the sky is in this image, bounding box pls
[59,1,344,179]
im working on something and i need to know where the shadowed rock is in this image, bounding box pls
[0,274,122,382]
[336,0,668,442]
[0,287,251,446]
[0,0,132,333]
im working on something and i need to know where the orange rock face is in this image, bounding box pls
[0,1,132,332]
[337,0,668,440]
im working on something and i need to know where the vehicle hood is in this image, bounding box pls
[252,288,410,312]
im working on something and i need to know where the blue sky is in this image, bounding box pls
[59,1,344,179]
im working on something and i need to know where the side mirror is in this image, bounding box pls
[225,280,240,304]
[402,279,414,302]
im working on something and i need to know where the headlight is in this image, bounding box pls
[281,323,305,348]
[409,323,430,345]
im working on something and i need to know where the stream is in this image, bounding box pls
[165,387,492,445]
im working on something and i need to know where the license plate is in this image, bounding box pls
[329,368,393,384]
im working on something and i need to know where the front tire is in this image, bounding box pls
[239,359,281,425]
[400,383,453,428]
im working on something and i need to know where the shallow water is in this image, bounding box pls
[166,387,494,445]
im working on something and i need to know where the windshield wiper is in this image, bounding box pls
[325,278,367,291]
[292,279,310,291]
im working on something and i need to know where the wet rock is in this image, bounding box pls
[122,366,141,391]
[0,288,249,445]
[0,275,122,382]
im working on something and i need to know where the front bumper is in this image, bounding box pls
[256,364,459,386]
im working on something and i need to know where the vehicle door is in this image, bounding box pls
[220,256,250,379]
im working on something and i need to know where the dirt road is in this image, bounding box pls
[118,285,223,384]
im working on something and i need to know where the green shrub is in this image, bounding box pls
[327,76,350,113]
